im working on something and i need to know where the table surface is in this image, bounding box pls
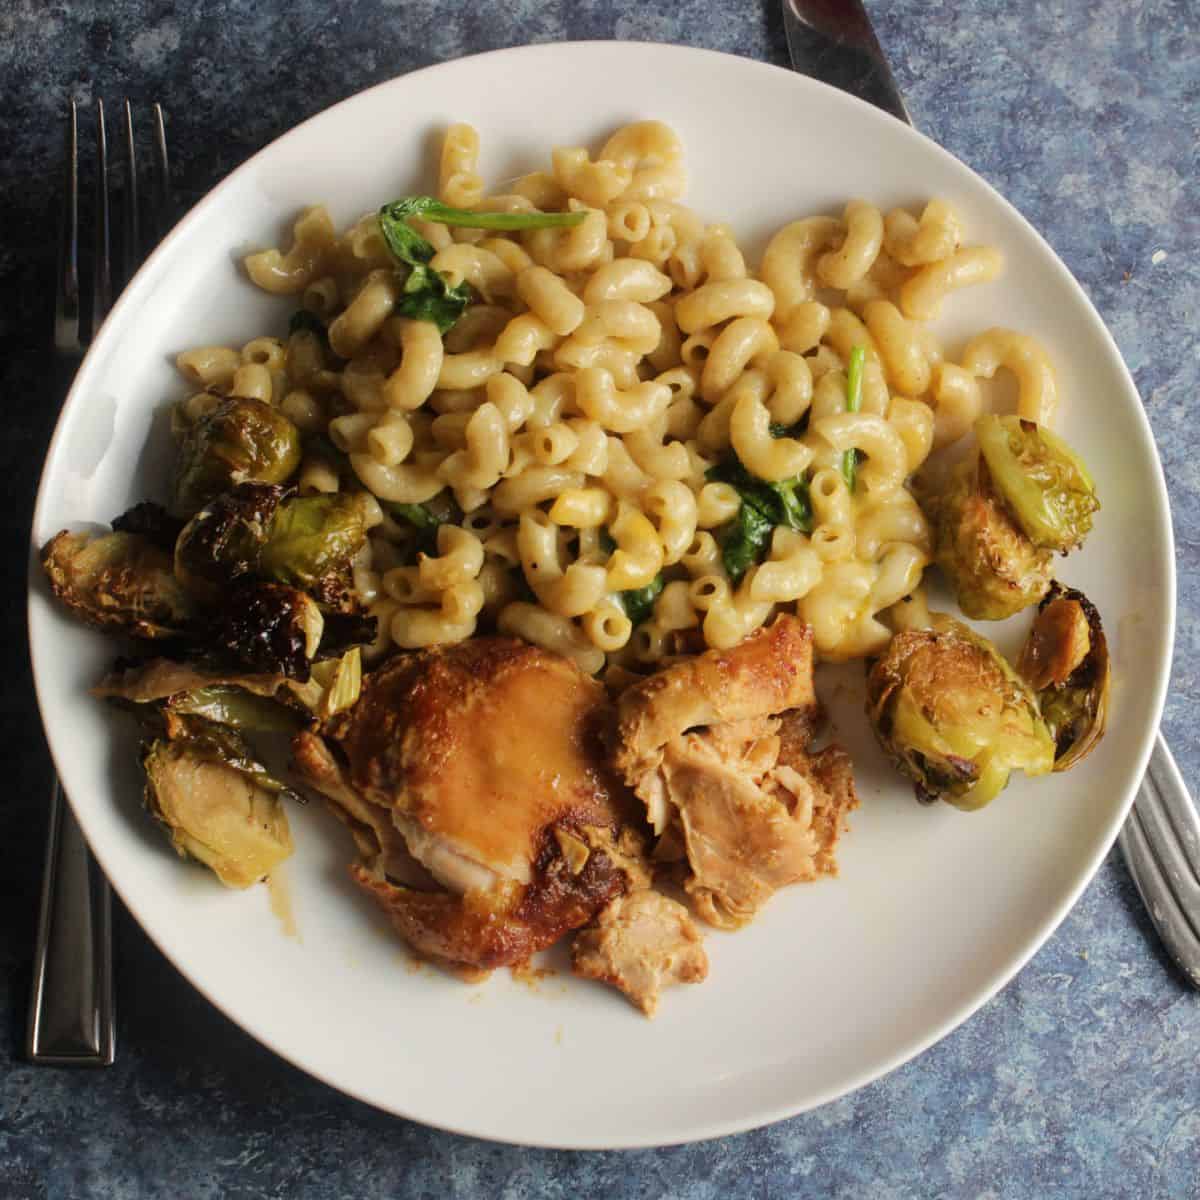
[2,1,1197,1196]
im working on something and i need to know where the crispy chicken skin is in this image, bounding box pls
[293,638,646,974]
[572,890,707,1017]
[613,615,856,929]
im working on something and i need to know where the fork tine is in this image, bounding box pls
[150,103,171,242]
[121,100,140,284]
[54,101,81,354]
[92,100,113,332]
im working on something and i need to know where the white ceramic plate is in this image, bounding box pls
[29,43,1173,1148]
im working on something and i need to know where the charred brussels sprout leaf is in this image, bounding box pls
[41,529,198,639]
[259,494,368,593]
[110,502,186,554]
[1017,582,1110,771]
[924,454,1053,620]
[173,483,285,603]
[215,582,324,680]
[976,414,1098,552]
[866,617,1055,810]
[316,609,378,659]
[172,397,301,517]
[142,713,294,888]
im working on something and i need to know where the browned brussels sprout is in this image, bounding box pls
[214,582,324,679]
[924,454,1054,620]
[141,713,294,888]
[1017,582,1110,771]
[173,483,286,603]
[866,617,1055,810]
[41,529,198,639]
[171,397,301,517]
[110,501,186,553]
[259,494,368,595]
[976,414,1098,553]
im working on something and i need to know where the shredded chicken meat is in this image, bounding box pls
[572,890,707,1017]
[614,615,857,929]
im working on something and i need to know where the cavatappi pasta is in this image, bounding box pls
[183,120,1058,674]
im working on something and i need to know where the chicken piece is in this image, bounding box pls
[293,638,647,974]
[572,890,708,1017]
[613,615,856,929]
[615,615,818,830]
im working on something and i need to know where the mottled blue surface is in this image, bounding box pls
[2,1,1198,1196]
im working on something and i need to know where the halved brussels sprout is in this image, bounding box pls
[173,483,285,603]
[924,455,1054,620]
[171,397,301,517]
[1017,582,1110,771]
[976,414,1098,553]
[142,713,294,888]
[41,529,198,639]
[866,617,1055,810]
[259,494,368,596]
[91,654,353,726]
[215,582,324,679]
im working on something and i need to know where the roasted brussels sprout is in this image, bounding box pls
[92,654,342,726]
[142,713,295,888]
[171,397,301,517]
[924,454,1054,620]
[976,415,1098,553]
[41,529,198,639]
[110,501,186,554]
[259,494,368,596]
[215,582,324,679]
[1017,582,1110,771]
[866,617,1055,810]
[173,483,285,602]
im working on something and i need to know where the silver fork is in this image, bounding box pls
[27,99,171,1066]
[782,0,1200,989]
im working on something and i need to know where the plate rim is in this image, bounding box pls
[27,40,1177,1148]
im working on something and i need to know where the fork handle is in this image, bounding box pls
[1118,733,1200,989]
[26,780,115,1065]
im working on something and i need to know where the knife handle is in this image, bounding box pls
[26,781,116,1066]
[782,0,912,125]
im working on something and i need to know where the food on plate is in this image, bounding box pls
[975,414,1098,553]
[173,482,286,601]
[1017,582,1110,771]
[615,616,857,927]
[37,117,1112,1015]
[922,414,1098,620]
[171,395,302,517]
[865,616,1054,810]
[293,638,652,976]
[42,528,198,639]
[571,890,708,1016]
[142,712,295,888]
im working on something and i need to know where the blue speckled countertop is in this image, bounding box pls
[2,1,1198,1195]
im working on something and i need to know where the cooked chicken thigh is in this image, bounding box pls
[294,638,647,974]
[614,616,856,929]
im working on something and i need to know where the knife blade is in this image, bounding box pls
[781,0,912,125]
